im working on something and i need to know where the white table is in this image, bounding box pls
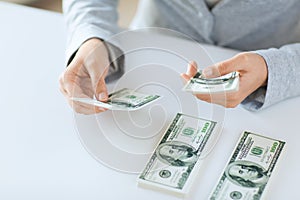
[1,2,299,199]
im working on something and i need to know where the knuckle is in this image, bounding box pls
[59,86,66,95]
[226,103,237,108]
[71,55,84,67]
[71,103,86,114]
[59,73,65,85]
[237,52,250,63]
[216,62,227,75]
[224,93,240,108]
[196,94,211,102]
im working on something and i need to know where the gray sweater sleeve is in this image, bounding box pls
[63,0,124,81]
[242,43,300,111]
[63,0,120,60]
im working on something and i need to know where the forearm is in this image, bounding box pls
[242,43,300,111]
[63,0,120,62]
[63,0,124,82]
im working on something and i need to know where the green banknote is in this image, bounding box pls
[183,71,239,94]
[138,113,217,196]
[71,88,160,111]
[210,131,285,200]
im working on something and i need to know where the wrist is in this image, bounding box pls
[257,54,268,87]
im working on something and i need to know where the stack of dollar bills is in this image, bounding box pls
[72,87,285,199]
[138,124,285,199]
[183,71,239,94]
[71,88,160,111]
[209,131,285,200]
[138,113,218,196]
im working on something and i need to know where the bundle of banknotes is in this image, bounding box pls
[71,77,285,199]
[72,88,160,111]
[71,70,239,111]
[138,119,286,199]
[183,70,239,93]
[72,70,239,111]
[209,131,285,200]
[138,113,218,196]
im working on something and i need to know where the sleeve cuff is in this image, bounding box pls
[242,48,292,111]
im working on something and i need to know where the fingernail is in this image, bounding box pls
[97,107,106,112]
[203,68,213,77]
[98,92,107,101]
[180,73,188,82]
[186,64,191,74]
[190,61,197,69]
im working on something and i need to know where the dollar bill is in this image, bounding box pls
[209,131,286,200]
[138,113,217,196]
[183,71,239,94]
[71,88,160,111]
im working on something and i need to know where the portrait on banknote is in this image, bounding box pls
[155,141,198,167]
[225,160,269,188]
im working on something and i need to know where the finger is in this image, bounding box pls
[60,66,81,97]
[61,65,92,99]
[59,73,68,96]
[196,92,241,108]
[59,84,68,96]
[61,69,109,113]
[59,66,96,114]
[63,77,83,98]
[186,61,198,77]
[95,76,108,101]
[180,73,191,82]
[68,98,107,114]
[81,42,111,101]
[202,55,242,78]
[89,66,109,102]
[67,90,109,114]
[195,95,226,107]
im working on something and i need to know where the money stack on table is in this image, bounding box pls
[72,71,285,199]
[138,113,218,196]
[209,131,285,200]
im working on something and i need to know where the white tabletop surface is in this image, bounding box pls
[1,2,299,200]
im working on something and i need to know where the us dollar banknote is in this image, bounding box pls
[138,113,217,196]
[183,71,239,94]
[210,131,286,200]
[71,88,160,111]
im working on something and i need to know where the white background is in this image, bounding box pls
[0,2,299,199]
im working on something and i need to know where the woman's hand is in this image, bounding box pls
[181,52,268,108]
[59,38,110,114]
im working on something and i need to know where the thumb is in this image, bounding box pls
[186,61,198,77]
[202,57,239,78]
[90,67,109,102]
[95,77,108,101]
